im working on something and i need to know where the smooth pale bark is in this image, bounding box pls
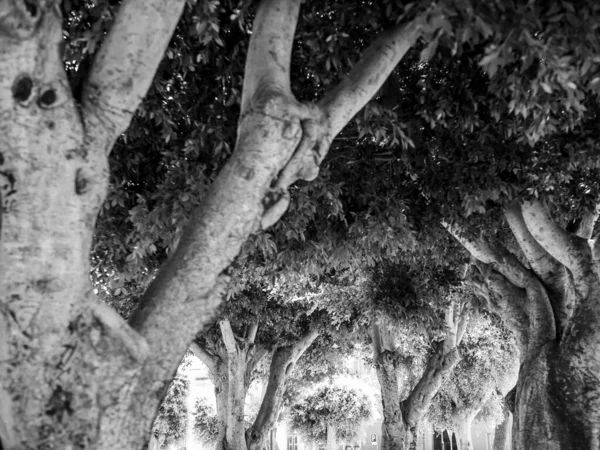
[449,201,600,450]
[0,0,443,447]
[246,329,319,450]
[327,423,337,450]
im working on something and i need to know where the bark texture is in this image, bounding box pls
[447,200,600,450]
[0,0,185,448]
[0,0,443,447]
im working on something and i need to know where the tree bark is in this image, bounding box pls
[448,201,600,450]
[492,402,511,450]
[0,0,185,448]
[376,350,406,450]
[0,0,442,447]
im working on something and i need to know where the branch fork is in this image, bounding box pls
[259,101,331,229]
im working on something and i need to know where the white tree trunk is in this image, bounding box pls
[327,423,337,450]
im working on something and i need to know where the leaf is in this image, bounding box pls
[541,82,553,94]
[420,36,440,62]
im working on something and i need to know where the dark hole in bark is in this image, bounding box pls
[23,0,38,17]
[46,385,74,422]
[38,89,57,108]
[75,168,88,195]
[12,75,33,103]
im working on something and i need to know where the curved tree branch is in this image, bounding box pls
[189,341,217,373]
[319,16,424,137]
[247,329,319,449]
[504,202,562,284]
[505,202,577,340]
[520,200,591,284]
[81,0,187,146]
[443,222,533,289]
[403,342,460,427]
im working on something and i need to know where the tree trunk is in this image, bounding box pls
[512,345,562,450]
[327,423,336,450]
[372,310,463,450]
[452,414,474,450]
[372,322,406,450]
[214,360,229,450]
[493,403,511,450]
[246,329,318,450]
[0,0,437,447]
[375,349,406,450]
[246,347,294,450]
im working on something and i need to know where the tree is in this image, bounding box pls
[445,200,600,449]
[0,1,444,447]
[287,376,377,449]
[373,302,468,450]
[366,258,469,450]
[188,286,341,450]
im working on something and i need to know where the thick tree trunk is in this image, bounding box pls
[512,345,562,450]
[246,347,295,449]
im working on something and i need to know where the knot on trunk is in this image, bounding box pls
[259,100,330,230]
[0,0,42,38]
[245,425,264,450]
